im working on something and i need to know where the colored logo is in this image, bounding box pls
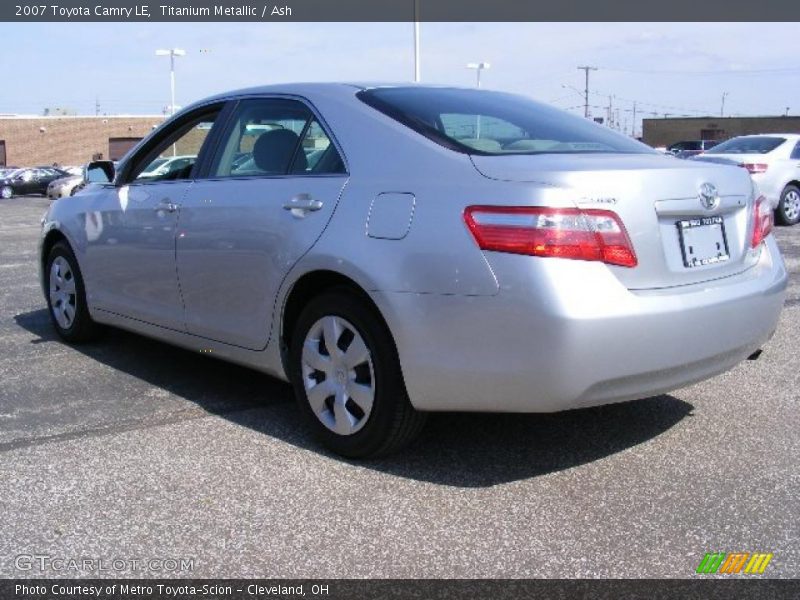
[696,552,773,574]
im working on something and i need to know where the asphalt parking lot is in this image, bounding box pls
[0,195,797,579]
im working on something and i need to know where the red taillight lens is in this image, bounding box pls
[464,206,638,268]
[740,163,769,174]
[750,195,773,248]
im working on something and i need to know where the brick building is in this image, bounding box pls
[0,115,166,167]
[642,115,800,148]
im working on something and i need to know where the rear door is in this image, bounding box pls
[176,96,348,350]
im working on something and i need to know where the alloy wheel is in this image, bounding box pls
[301,315,375,436]
[783,189,800,223]
[1,187,12,199]
[49,256,77,329]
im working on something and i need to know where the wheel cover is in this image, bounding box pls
[301,315,375,436]
[784,189,800,221]
[49,256,77,329]
[1,187,11,199]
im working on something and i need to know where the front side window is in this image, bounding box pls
[125,108,220,184]
[791,141,800,160]
[357,87,653,156]
[210,98,345,178]
[706,136,786,155]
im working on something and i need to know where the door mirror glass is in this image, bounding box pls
[85,161,115,183]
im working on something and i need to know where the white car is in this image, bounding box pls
[138,155,197,179]
[693,134,800,225]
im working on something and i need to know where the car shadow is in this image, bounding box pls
[14,308,693,488]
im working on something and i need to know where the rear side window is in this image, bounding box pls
[210,98,345,178]
[357,87,653,156]
[707,136,786,155]
[791,142,800,160]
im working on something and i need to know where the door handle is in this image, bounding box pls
[283,194,323,217]
[155,200,178,213]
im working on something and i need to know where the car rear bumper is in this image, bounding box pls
[374,236,787,412]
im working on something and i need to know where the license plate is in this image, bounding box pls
[676,216,730,268]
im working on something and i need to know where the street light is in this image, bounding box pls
[155,48,186,116]
[466,62,490,88]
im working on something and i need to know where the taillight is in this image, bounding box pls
[740,163,768,174]
[464,206,638,268]
[750,195,773,248]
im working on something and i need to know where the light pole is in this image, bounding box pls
[413,0,420,82]
[466,61,490,88]
[467,62,490,139]
[155,48,186,116]
[720,91,729,117]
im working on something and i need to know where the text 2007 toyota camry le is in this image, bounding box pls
[39,84,787,457]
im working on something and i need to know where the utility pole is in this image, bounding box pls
[631,102,637,137]
[607,95,613,128]
[720,92,729,117]
[577,66,597,118]
[95,96,100,116]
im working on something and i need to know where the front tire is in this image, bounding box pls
[776,184,800,226]
[44,241,101,342]
[289,289,426,458]
[1,186,12,199]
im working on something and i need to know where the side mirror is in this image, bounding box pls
[84,160,115,184]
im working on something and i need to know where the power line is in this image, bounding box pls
[600,65,800,75]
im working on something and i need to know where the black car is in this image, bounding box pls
[0,167,70,199]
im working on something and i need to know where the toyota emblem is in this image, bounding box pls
[699,182,720,210]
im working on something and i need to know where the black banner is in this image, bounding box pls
[3,0,800,22]
[3,579,800,600]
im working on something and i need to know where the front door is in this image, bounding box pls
[176,97,348,350]
[83,104,224,329]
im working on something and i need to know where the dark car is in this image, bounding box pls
[667,140,719,158]
[1,167,70,199]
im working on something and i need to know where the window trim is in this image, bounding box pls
[116,100,231,187]
[198,93,349,181]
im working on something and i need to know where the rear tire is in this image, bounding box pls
[776,184,800,226]
[289,289,426,458]
[44,241,101,342]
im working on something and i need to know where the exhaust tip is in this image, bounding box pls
[747,349,763,361]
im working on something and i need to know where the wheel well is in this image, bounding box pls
[41,230,68,267]
[785,181,800,192]
[280,270,390,363]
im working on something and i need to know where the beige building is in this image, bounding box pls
[642,116,800,148]
[0,115,166,167]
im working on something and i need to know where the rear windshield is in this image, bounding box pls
[706,136,786,155]
[357,87,653,156]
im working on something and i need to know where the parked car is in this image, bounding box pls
[47,173,84,200]
[137,155,197,180]
[39,84,787,457]
[1,167,69,198]
[667,140,719,157]
[690,134,800,225]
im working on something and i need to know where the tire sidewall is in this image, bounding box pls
[289,291,405,458]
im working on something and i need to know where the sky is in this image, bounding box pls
[1,22,797,136]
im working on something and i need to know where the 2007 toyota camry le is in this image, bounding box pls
[39,84,788,457]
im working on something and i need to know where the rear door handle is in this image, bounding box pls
[283,194,323,217]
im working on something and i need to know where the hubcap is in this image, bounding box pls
[784,190,800,221]
[301,315,375,436]
[1,187,11,199]
[49,256,77,329]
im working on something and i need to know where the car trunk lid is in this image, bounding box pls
[470,153,759,290]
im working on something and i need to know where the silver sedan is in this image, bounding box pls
[39,84,788,457]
